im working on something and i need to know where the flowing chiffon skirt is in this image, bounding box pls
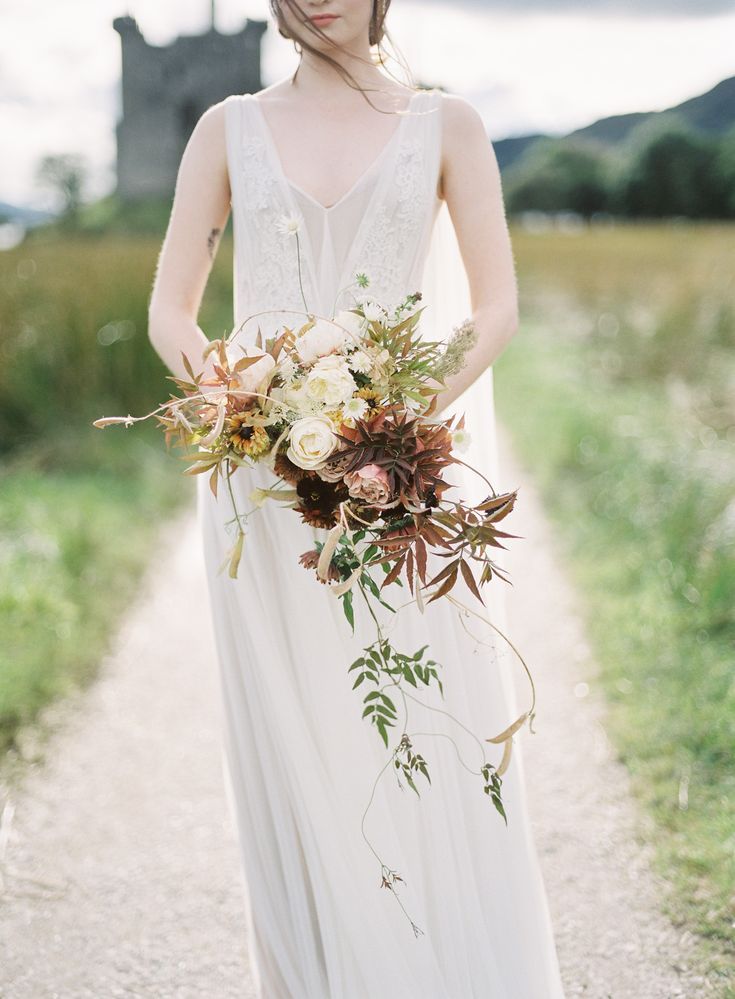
[196,356,564,997]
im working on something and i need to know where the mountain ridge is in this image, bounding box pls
[493,75,735,171]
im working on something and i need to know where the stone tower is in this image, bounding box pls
[113,15,267,200]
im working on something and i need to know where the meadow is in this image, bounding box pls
[0,220,732,986]
[0,229,233,756]
[494,220,734,988]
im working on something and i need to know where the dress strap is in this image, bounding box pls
[406,88,443,204]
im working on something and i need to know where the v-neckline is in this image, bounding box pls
[248,90,420,214]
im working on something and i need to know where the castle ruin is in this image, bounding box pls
[113,14,267,200]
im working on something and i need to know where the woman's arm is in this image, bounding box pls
[432,94,519,414]
[147,101,231,383]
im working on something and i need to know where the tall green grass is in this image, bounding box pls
[0,231,234,452]
[0,231,234,756]
[496,220,734,987]
[0,430,187,755]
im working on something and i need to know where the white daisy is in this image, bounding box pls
[277,354,298,381]
[451,429,472,453]
[343,396,369,421]
[348,349,373,375]
[362,300,387,323]
[275,213,303,236]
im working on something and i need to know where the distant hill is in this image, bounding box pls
[0,201,55,227]
[494,75,735,172]
[492,133,547,172]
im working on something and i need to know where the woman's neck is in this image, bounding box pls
[290,49,395,104]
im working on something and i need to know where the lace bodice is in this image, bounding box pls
[223,88,443,341]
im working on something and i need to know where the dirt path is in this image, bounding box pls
[0,428,710,998]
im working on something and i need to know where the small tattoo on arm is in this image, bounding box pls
[207,227,222,259]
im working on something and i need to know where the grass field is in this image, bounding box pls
[0,229,233,452]
[495,220,734,989]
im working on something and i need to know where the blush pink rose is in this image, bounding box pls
[343,463,393,506]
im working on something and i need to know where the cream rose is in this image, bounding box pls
[271,379,313,415]
[286,416,338,470]
[225,345,276,402]
[293,318,349,367]
[333,309,366,348]
[304,355,357,407]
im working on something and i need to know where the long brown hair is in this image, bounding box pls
[268,0,417,112]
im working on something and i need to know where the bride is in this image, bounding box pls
[148,1,566,996]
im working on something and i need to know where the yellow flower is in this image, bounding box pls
[355,386,382,404]
[227,415,271,458]
[352,387,385,420]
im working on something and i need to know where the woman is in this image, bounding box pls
[148,1,566,996]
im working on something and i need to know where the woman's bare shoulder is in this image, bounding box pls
[434,93,494,198]
[188,93,247,150]
[438,92,487,140]
[191,98,229,137]
[177,99,230,180]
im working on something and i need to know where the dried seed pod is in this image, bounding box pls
[486,711,528,745]
[317,523,345,580]
[496,737,513,776]
[329,566,362,596]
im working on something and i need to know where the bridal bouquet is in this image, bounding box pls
[94,223,536,935]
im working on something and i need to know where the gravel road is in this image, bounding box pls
[0,426,711,998]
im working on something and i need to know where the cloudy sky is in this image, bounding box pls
[2,0,734,209]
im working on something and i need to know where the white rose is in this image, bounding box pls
[224,344,276,402]
[287,416,338,470]
[333,309,367,348]
[293,318,349,366]
[304,355,357,407]
[270,380,313,415]
[285,382,312,412]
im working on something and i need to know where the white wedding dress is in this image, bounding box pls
[196,87,565,998]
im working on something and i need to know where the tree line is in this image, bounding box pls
[503,118,735,220]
